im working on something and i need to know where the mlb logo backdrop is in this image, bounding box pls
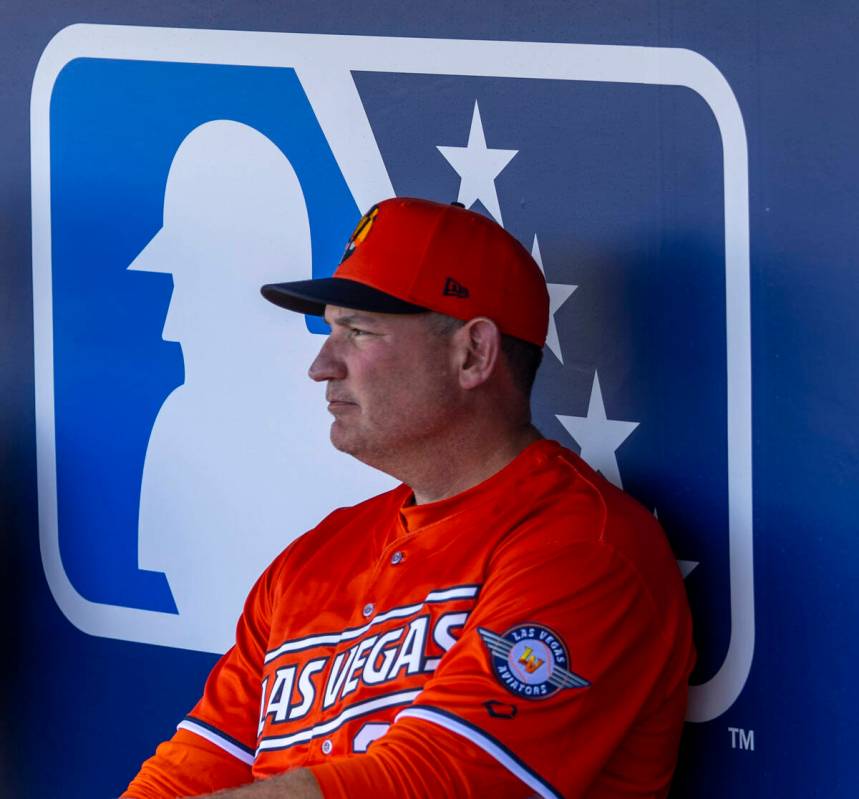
[3,5,856,798]
[34,23,750,717]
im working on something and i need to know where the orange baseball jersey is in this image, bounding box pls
[123,440,695,798]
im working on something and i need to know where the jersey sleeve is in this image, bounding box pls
[120,729,252,799]
[121,550,285,799]
[310,714,533,798]
[313,506,693,799]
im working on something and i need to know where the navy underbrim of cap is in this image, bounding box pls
[260,277,427,316]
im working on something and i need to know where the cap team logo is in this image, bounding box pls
[479,624,590,700]
[340,204,379,262]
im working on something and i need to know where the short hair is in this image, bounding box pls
[425,313,543,397]
[500,333,543,396]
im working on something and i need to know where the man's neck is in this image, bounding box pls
[404,423,543,505]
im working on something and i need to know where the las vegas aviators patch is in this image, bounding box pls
[478,624,590,700]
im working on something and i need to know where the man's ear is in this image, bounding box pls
[454,317,501,390]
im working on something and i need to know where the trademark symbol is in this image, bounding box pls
[728,726,755,751]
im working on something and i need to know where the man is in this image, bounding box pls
[123,197,695,799]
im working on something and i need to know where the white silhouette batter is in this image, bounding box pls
[129,120,393,652]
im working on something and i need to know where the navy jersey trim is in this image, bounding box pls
[396,704,563,799]
[178,715,255,765]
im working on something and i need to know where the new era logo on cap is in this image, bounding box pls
[443,277,469,298]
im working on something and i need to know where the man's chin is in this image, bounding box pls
[329,424,388,470]
[329,421,360,457]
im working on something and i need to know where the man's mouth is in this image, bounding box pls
[326,396,357,409]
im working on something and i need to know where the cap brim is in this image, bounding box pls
[260,277,427,316]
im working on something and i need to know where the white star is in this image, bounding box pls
[677,560,700,578]
[437,101,517,225]
[654,510,700,579]
[556,371,639,488]
[531,235,576,364]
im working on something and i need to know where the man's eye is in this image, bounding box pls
[350,327,368,337]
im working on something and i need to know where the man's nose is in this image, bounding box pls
[308,336,346,382]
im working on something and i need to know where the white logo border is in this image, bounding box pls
[30,24,753,722]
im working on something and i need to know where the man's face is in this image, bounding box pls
[308,306,461,466]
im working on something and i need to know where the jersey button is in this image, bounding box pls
[321,739,333,755]
[362,602,375,618]
[390,550,404,565]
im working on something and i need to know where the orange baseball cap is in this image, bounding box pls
[261,197,549,346]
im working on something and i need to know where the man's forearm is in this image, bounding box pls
[201,768,322,799]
